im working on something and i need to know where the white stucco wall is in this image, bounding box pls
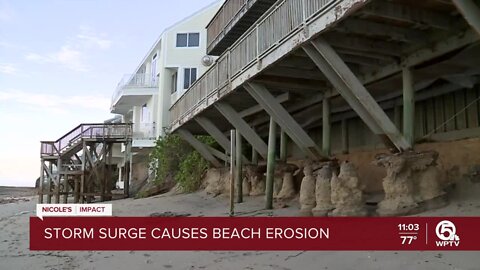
[112,1,221,139]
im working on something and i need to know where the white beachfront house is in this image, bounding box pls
[110,1,221,190]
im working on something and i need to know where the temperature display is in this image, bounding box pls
[398,223,420,245]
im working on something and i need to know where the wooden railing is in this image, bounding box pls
[207,0,249,52]
[170,0,336,127]
[40,123,133,157]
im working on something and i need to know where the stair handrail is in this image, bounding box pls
[40,123,133,157]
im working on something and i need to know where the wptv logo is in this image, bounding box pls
[435,220,460,247]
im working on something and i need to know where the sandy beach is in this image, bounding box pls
[1,181,480,270]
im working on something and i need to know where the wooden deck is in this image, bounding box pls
[170,0,479,139]
[39,123,133,204]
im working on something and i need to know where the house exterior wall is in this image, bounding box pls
[156,3,221,137]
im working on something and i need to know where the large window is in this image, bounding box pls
[176,33,200,47]
[183,68,197,89]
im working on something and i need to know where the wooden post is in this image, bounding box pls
[47,161,52,203]
[403,67,415,147]
[229,130,235,216]
[265,117,276,210]
[394,105,402,131]
[322,97,331,156]
[124,141,131,198]
[235,130,243,203]
[341,119,349,154]
[74,176,79,203]
[106,143,113,201]
[55,158,62,203]
[80,141,86,203]
[251,147,258,165]
[101,142,107,202]
[280,131,287,162]
[63,174,68,203]
[38,159,44,204]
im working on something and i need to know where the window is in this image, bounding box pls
[171,72,178,94]
[183,68,197,89]
[141,104,149,123]
[151,53,158,85]
[176,33,200,47]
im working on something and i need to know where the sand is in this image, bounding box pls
[1,182,480,270]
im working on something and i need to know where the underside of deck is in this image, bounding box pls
[175,0,479,138]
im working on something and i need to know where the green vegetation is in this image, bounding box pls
[149,131,215,193]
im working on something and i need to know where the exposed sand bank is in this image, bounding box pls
[1,181,479,270]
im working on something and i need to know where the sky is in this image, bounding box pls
[0,0,219,187]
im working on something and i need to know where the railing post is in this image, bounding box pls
[302,0,306,21]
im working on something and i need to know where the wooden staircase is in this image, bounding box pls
[39,123,133,204]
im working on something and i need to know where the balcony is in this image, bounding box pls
[206,0,276,55]
[111,73,158,114]
[132,123,157,148]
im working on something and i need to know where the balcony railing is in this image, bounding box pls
[207,0,249,52]
[170,0,336,128]
[133,123,156,140]
[40,123,133,157]
[111,73,158,105]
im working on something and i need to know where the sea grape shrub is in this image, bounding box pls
[149,131,216,192]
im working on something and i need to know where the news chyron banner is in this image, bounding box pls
[31,204,480,250]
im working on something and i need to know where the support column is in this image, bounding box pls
[63,173,68,204]
[280,131,287,162]
[403,67,415,147]
[235,130,243,203]
[80,141,86,203]
[101,142,107,202]
[322,97,331,156]
[229,130,235,216]
[47,161,52,203]
[251,148,258,165]
[394,105,402,131]
[341,119,349,154]
[124,141,131,198]
[38,159,44,204]
[54,158,61,204]
[265,118,277,210]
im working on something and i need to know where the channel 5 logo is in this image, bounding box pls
[435,220,460,247]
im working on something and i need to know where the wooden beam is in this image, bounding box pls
[339,54,387,67]
[245,82,326,160]
[337,18,425,43]
[177,129,222,168]
[324,33,403,57]
[239,92,289,118]
[363,1,452,30]
[253,75,327,91]
[195,116,231,152]
[251,93,324,127]
[264,67,325,80]
[335,48,397,62]
[304,38,411,151]
[453,0,480,36]
[215,102,268,158]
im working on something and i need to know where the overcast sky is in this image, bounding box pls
[0,0,219,187]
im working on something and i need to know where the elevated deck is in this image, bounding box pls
[171,0,479,140]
